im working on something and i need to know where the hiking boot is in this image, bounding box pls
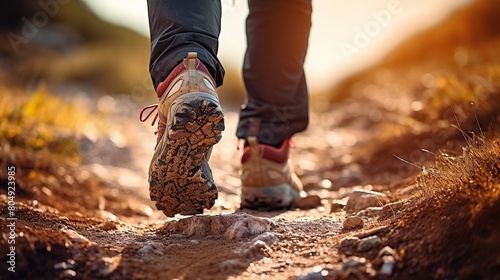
[240,137,303,209]
[140,52,224,217]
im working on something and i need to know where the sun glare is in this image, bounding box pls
[82,0,472,92]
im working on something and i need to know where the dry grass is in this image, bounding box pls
[416,62,500,124]
[386,134,500,279]
[414,131,500,217]
[0,85,101,165]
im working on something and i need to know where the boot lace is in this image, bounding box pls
[140,104,159,134]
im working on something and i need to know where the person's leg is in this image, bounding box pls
[237,0,312,147]
[147,0,225,88]
[143,0,225,217]
[238,0,312,209]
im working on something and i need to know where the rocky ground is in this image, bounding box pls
[1,72,499,279]
[1,1,500,279]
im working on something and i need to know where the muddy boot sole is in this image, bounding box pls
[149,92,224,217]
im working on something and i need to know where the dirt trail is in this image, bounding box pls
[0,94,417,280]
[2,38,500,280]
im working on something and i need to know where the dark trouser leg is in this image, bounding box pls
[236,0,312,146]
[147,0,225,88]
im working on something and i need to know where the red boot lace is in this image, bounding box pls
[139,104,159,134]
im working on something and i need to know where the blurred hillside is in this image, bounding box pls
[0,0,246,105]
[1,0,498,107]
[0,0,152,96]
[323,0,500,102]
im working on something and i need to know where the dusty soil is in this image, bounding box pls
[1,81,500,280]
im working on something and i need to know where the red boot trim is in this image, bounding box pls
[241,139,290,164]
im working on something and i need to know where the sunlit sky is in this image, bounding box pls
[82,0,472,91]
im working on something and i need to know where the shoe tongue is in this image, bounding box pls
[156,52,216,98]
[186,52,198,70]
[247,136,260,151]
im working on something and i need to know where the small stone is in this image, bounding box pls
[341,256,366,271]
[380,255,395,275]
[330,201,345,213]
[357,236,381,252]
[54,262,72,270]
[377,246,397,258]
[297,266,335,280]
[338,236,360,254]
[41,186,53,196]
[240,240,270,257]
[343,216,364,230]
[138,244,154,254]
[97,256,120,277]
[137,242,166,255]
[345,190,389,212]
[59,269,76,278]
[291,195,322,210]
[99,221,117,231]
[251,232,279,246]
[62,229,90,244]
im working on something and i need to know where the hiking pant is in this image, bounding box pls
[147,0,312,146]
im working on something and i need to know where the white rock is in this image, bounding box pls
[297,267,334,280]
[138,242,165,255]
[240,240,270,257]
[377,246,397,258]
[138,244,154,254]
[380,255,396,275]
[345,190,389,212]
[61,229,91,244]
[251,232,279,246]
[165,213,272,240]
[54,262,70,270]
[223,215,272,240]
[59,269,76,278]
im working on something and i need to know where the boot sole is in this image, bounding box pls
[149,92,224,217]
[240,184,299,210]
